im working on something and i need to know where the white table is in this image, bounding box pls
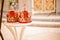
[1,21,60,40]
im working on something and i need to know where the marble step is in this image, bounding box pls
[2,12,60,22]
[3,20,60,28]
[32,15,60,22]
[2,15,60,22]
[2,13,60,27]
[28,21,60,28]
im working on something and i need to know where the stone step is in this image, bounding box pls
[32,15,60,22]
[28,21,60,28]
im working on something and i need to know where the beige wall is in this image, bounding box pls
[19,0,32,12]
[0,0,9,11]
[56,0,60,13]
[0,0,60,13]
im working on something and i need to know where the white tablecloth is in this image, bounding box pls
[1,23,60,40]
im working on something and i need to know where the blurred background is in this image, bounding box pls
[0,0,60,40]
